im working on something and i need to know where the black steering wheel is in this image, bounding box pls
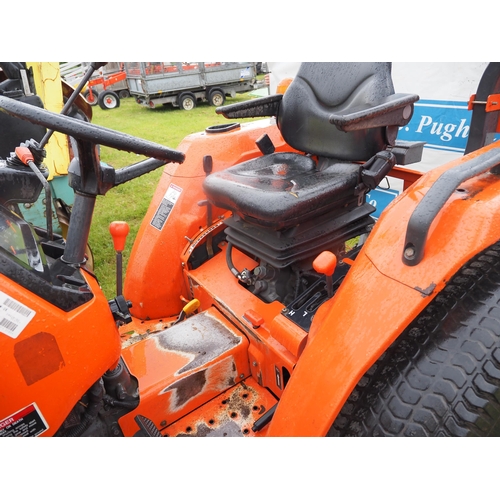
[0,95,185,164]
[0,94,186,265]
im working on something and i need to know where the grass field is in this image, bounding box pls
[89,93,259,298]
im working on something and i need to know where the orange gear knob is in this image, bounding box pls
[313,251,337,276]
[109,221,130,252]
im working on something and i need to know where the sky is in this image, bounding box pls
[3,1,494,63]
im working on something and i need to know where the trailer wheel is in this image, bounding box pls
[118,89,130,99]
[83,89,99,106]
[98,91,120,110]
[209,89,225,107]
[179,93,196,111]
[328,240,500,436]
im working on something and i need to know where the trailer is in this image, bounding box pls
[125,62,263,110]
[60,62,129,109]
[87,62,129,98]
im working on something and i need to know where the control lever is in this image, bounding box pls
[172,299,201,325]
[312,251,338,298]
[15,145,53,241]
[108,221,132,325]
[109,221,129,296]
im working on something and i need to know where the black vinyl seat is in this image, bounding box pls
[0,63,46,159]
[203,62,419,229]
[203,152,362,229]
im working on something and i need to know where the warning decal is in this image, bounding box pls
[150,183,183,231]
[0,402,48,437]
[0,291,35,339]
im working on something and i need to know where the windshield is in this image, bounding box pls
[0,206,44,272]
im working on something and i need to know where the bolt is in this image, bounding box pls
[160,420,167,427]
[252,361,258,367]
[404,246,415,259]
[110,424,121,436]
[240,373,244,378]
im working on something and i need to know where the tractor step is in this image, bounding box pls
[163,377,278,437]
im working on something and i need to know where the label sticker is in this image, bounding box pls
[240,67,251,78]
[150,184,183,231]
[0,291,35,339]
[0,402,49,437]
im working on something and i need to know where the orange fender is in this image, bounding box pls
[268,142,500,436]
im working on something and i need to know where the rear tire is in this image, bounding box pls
[98,90,120,110]
[329,241,500,436]
[178,93,196,111]
[209,89,225,107]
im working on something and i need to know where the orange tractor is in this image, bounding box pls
[1,62,500,437]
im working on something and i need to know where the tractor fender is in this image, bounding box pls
[268,141,500,436]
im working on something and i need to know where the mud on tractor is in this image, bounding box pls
[1,62,500,437]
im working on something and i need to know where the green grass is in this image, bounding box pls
[89,94,259,298]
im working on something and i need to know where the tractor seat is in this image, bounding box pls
[204,152,362,229]
[0,63,46,159]
[203,62,419,230]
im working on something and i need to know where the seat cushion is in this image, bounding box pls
[203,152,362,229]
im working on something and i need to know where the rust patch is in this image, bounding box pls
[14,332,65,386]
[167,370,207,407]
[160,356,238,412]
[414,282,436,297]
[165,379,278,437]
[155,311,241,374]
[177,420,243,437]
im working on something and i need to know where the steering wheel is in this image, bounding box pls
[0,94,186,265]
[0,95,185,164]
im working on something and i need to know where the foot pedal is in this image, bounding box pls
[251,403,277,432]
[134,415,163,437]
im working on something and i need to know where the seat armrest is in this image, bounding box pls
[216,94,283,119]
[388,140,426,165]
[329,93,419,131]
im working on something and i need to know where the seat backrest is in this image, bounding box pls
[278,62,396,161]
[0,63,46,159]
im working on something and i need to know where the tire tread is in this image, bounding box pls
[328,241,500,436]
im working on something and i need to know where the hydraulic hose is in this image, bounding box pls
[226,242,241,278]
